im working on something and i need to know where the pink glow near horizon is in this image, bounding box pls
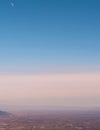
[0,73,100,108]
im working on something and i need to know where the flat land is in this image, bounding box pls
[0,110,100,130]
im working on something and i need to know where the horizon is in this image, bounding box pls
[0,73,100,110]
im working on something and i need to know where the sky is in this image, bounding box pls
[0,74,100,110]
[0,0,100,110]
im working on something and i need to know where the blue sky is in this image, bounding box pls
[0,0,100,74]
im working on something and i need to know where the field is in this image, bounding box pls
[0,110,100,130]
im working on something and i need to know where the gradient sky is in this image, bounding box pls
[0,73,100,110]
[0,0,100,109]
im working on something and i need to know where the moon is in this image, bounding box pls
[10,2,15,7]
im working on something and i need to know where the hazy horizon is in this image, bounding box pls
[0,72,100,110]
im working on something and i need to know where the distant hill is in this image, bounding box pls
[0,111,11,117]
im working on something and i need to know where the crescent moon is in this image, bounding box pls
[11,2,14,7]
